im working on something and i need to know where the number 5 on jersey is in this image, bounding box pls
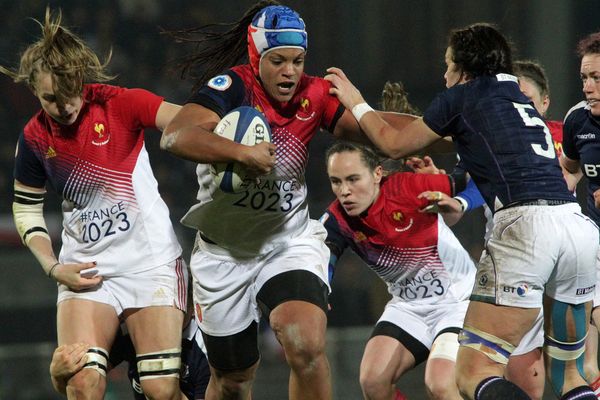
[513,102,555,159]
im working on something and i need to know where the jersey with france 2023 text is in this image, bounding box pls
[563,101,600,226]
[14,84,181,276]
[423,74,574,212]
[321,172,476,305]
[181,64,344,256]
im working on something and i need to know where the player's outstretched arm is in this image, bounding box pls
[325,67,440,159]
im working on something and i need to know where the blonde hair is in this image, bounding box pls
[0,7,114,103]
[380,81,421,116]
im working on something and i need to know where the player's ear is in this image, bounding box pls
[374,165,383,184]
[541,94,550,116]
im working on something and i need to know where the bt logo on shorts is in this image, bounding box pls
[502,284,529,297]
[576,285,595,296]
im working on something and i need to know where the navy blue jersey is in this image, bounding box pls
[109,327,209,400]
[423,74,573,211]
[563,101,600,225]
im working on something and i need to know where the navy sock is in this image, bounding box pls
[559,385,597,400]
[474,376,530,400]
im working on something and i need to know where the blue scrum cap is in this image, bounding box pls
[247,5,307,76]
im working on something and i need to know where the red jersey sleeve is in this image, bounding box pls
[318,79,344,132]
[112,88,164,131]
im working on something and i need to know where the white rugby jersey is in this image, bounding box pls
[323,173,476,305]
[14,84,181,275]
[181,64,344,257]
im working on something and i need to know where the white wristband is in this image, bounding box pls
[453,196,469,212]
[351,102,374,122]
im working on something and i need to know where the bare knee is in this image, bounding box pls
[273,321,326,370]
[425,374,458,400]
[454,353,499,398]
[140,377,181,400]
[359,369,392,399]
[359,364,395,399]
[66,368,105,400]
[212,366,257,398]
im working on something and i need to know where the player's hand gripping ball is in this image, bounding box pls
[211,106,272,193]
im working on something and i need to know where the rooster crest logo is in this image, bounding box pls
[392,211,404,221]
[300,98,310,111]
[295,97,315,121]
[354,231,367,242]
[92,122,110,146]
[391,209,413,232]
[94,123,104,136]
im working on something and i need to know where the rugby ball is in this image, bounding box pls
[211,106,272,193]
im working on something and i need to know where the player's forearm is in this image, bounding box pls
[359,113,437,160]
[161,125,248,164]
[564,169,583,193]
[28,235,60,277]
[13,181,59,276]
[440,208,465,227]
[356,111,412,159]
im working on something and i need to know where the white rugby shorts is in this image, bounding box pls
[472,203,598,307]
[378,296,542,358]
[57,257,188,315]
[379,297,468,350]
[190,219,330,337]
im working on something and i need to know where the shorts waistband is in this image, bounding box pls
[501,199,573,211]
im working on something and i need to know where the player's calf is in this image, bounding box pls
[544,301,593,398]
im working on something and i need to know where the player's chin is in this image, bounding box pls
[272,85,296,102]
[343,206,360,216]
[273,92,294,103]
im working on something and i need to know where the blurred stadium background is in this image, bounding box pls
[1,0,599,398]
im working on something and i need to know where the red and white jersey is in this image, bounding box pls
[181,64,344,256]
[14,84,181,275]
[322,172,476,304]
[547,119,564,158]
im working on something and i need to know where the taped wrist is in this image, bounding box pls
[13,188,49,245]
[351,102,374,122]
